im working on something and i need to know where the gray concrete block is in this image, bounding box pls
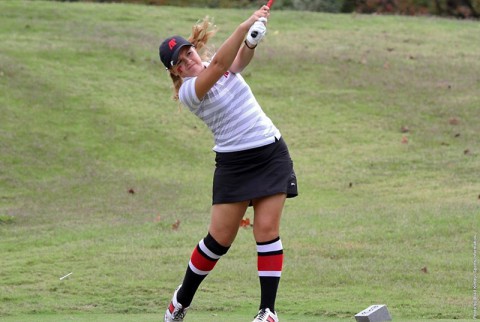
[354,304,392,322]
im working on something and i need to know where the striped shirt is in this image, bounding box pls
[179,64,281,153]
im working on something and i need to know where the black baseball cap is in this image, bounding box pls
[159,36,193,69]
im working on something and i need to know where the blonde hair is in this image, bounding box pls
[169,17,217,101]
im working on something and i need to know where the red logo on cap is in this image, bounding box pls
[168,39,177,50]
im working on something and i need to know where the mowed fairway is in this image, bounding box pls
[1,0,479,321]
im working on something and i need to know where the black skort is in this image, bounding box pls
[212,137,298,205]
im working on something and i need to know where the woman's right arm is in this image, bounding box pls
[194,8,268,100]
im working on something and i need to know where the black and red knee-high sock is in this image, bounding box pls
[257,236,283,312]
[176,233,229,307]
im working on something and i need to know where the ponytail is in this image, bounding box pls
[188,16,217,60]
[170,72,182,102]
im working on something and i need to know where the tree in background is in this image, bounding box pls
[341,0,479,17]
[436,0,480,18]
[58,0,480,16]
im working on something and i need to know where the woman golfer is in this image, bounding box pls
[159,5,297,322]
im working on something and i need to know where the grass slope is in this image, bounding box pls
[1,0,479,320]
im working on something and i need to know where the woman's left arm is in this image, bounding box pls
[229,43,256,73]
[229,13,269,73]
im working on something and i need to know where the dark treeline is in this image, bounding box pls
[59,0,480,18]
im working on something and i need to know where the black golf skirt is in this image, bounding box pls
[212,137,298,205]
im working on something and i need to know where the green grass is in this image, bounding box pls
[1,0,479,321]
[0,314,474,322]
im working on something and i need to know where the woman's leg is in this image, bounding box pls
[174,201,250,307]
[252,193,286,314]
[209,201,250,246]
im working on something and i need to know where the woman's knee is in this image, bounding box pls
[209,202,249,246]
[253,219,280,242]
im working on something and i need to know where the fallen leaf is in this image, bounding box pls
[449,117,460,125]
[128,188,135,194]
[401,136,409,144]
[240,218,251,228]
[420,266,428,273]
[400,126,409,133]
[464,149,470,155]
[172,219,180,230]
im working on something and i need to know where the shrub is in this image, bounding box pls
[341,0,479,17]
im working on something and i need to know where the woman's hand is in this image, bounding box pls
[193,5,271,100]
[242,5,270,30]
[246,18,267,47]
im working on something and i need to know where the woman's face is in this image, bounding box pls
[172,46,203,78]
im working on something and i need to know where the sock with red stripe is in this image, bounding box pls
[176,233,229,307]
[257,236,283,312]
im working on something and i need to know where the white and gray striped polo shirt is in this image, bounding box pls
[179,64,281,153]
